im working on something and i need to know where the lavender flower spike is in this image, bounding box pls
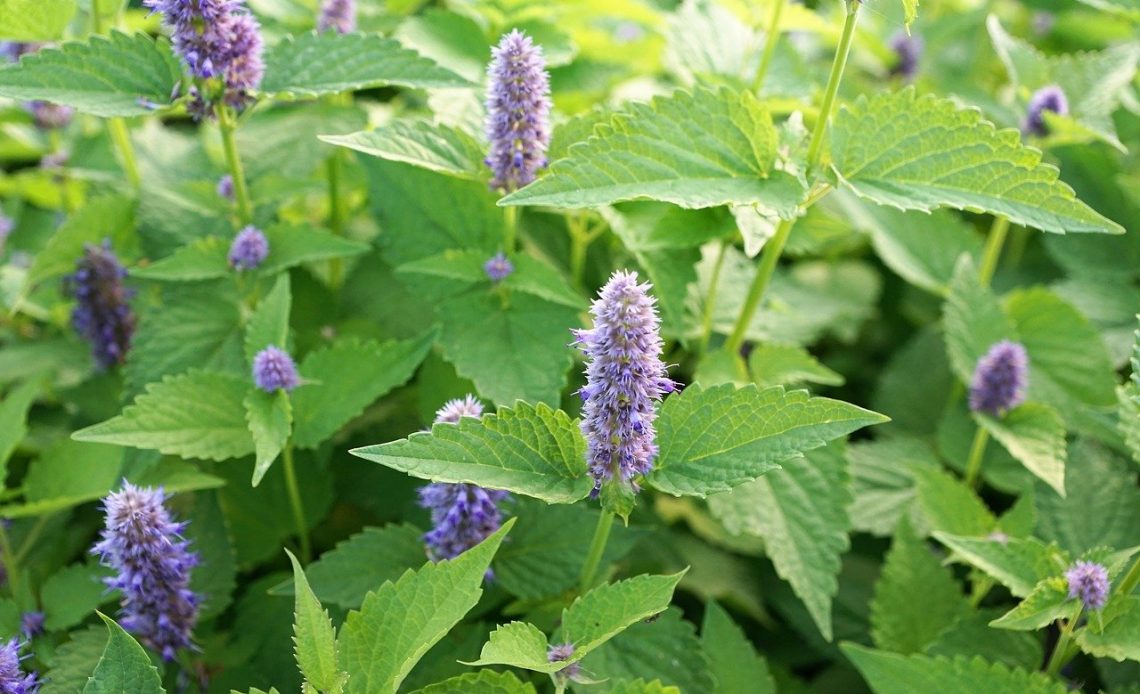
[969,340,1029,416]
[484,30,552,191]
[91,483,199,661]
[318,0,356,34]
[889,31,923,82]
[217,174,235,201]
[575,270,675,507]
[484,252,514,283]
[418,397,510,566]
[1022,85,1068,137]
[228,225,269,270]
[0,638,38,693]
[1065,561,1110,611]
[252,346,300,393]
[64,241,136,369]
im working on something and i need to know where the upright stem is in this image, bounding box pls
[282,442,311,564]
[697,240,728,355]
[752,0,788,94]
[91,0,103,33]
[978,216,1010,288]
[326,153,345,289]
[107,119,141,190]
[805,1,860,174]
[568,215,589,289]
[964,426,990,489]
[578,511,615,595]
[0,525,20,598]
[503,205,519,253]
[13,514,52,565]
[218,106,254,226]
[725,218,793,353]
[1045,609,1081,676]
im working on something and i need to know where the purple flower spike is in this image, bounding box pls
[318,0,356,33]
[575,271,675,501]
[0,638,38,693]
[484,30,552,192]
[1022,85,1068,137]
[64,241,136,370]
[418,396,510,569]
[18,613,43,640]
[889,31,922,82]
[216,174,234,200]
[252,346,299,393]
[969,340,1029,416]
[1065,561,1110,611]
[91,483,199,661]
[228,225,269,270]
[548,642,581,681]
[484,252,514,283]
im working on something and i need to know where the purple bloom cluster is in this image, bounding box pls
[547,643,581,681]
[91,483,199,661]
[968,340,1029,415]
[0,638,38,694]
[216,174,235,201]
[1065,561,1110,611]
[143,0,264,118]
[18,613,43,640]
[1022,85,1068,137]
[575,271,675,497]
[228,225,269,270]
[483,252,514,283]
[64,241,136,369]
[484,30,552,192]
[318,0,356,34]
[418,397,510,565]
[252,346,299,393]
[889,31,923,82]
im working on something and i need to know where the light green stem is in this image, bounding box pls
[503,205,519,253]
[751,0,788,94]
[1044,609,1081,676]
[978,216,1010,288]
[326,153,345,289]
[697,240,729,355]
[964,426,990,489]
[107,118,141,190]
[568,215,590,288]
[282,442,311,564]
[218,106,254,225]
[91,0,103,33]
[805,1,860,173]
[578,511,615,595]
[0,525,19,598]
[725,218,793,354]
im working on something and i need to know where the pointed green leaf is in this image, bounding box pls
[707,445,851,640]
[925,609,1045,670]
[40,625,107,694]
[261,32,473,97]
[847,436,939,536]
[406,670,537,694]
[286,549,342,692]
[0,32,179,116]
[701,601,775,694]
[830,88,1123,235]
[577,608,714,693]
[245,274,292,363]
[321,121,486,179]
[0,378,40,480]
[299,524,428,609]
[976,404,1066,496]
[245,390,292,486]
[339,520,513,694]
[292,333,434,449]
[932,533,1068,598]
[649,383,887,498]
[990,577,1076,631]
[72,371,254,461]
[351,402,591,504]
[748,343,844,387]
[465,622,551,672]
[1077,596,1140,662]
[0,0,76,41]
[83,614,164,694]
[501,86,803,211]
[42,564,113,632]
[842,643,1068,694]
[914,466,996,536]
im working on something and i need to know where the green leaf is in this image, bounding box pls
[0,32,180,117]
[701,601,775,694]
[871,518,968,653]
[300,524,429,610]
[72,371,254,461]
[339,520,513,694]
[842,643,1068,694]
[501,86,803,212]
[436,292,576,407]
[0,0,76,40]
[707,444,851,640]
[932,533,1068,598]
[847,436,939,537]
[397,251,585,310]
[185,491,236,622]
[245,390,292,487]
[0,378,40,480]
[748,343,844,387]
[1077,596,1140,662]
[649,383,887,498]
[41,626,107,694]
[465,622,552,672]
[942,256,1016,383]
[321,121,486,179]
[406,670,537,694]
[261,32,472,97]
[913,466,996,536]
[830,88,1124,235]
[662,0,761,87]
[989,577,1077,631]
[25,195,136,290]
[20,439,121,510]
[576,608,714,694]
[83,614,164,694]
[976,404,1066,496]
[351,402,591,504]
[926,609,1045,670]
[286,549,343,693]
[291,333,433,449]
[245,274,292,363]
[133,224,369,282]
[42,564,113,632]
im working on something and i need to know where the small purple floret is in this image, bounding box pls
[969,340,1029,415]
[252,346,300,393]
[434,395,484,424]
[548,642,581,680]
[575,270,675,497]
[18,613,43,640]
[91,483,199,661]
[0,638,38,694]
[889,31,923,82]
[64,241,136,370]
[216,174,234,200]
[1022,85,1068,137]
[318,0,356,33]
[228,225,269,270]
[1065,561,1109,611]
[483,252,514,283]
[484,30,552,192]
